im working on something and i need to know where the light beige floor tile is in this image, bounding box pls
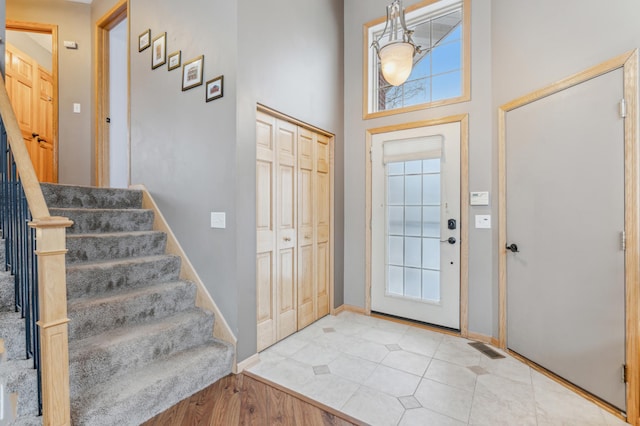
[328,353,378,384]
[344,337,390,363]
[256,358,316,394]
[601,410,630,426]
[361,327,404,345]
[363,364,421,397]
[399,408,467,426]
[479,353,532,385]
[381,349,431,376]
[424,358,478,391]
[341,385,406,426]
[535,385,612,426]
[289,342,341,366]
[433,338,483,367]
[469,373,537,426]
[414,378,474,423]
[398,332,442,357]
[247,350,285,375]
[371,318,411,334]
[266,334,310,357]
[298,373,360,411]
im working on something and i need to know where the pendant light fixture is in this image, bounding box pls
[371,0,421,86]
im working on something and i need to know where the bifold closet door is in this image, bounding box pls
[316,134,330,318]
[256,113,298,350]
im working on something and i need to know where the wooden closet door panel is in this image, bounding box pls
[276,120,298,340]
[316,134,331,317]
[297,128,315,329]
[256,112,277,351]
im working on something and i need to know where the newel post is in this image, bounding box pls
[30,216,74,426]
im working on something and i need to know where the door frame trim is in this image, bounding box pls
[95,0,129,187]
[498,50,639,424]
[6,20,59,183]
[365,114,469,336]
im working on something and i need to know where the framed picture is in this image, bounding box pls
[138,29,151,52]
[151,32,167,69]
[168,51,181,71]
[206,75,224,102]
[182,55,204,91]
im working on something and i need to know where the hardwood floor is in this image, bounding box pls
[143,372,366,425]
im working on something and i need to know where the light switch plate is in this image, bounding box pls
[73,103,81,113]
[210,212,226,229]
[475,215,491,229]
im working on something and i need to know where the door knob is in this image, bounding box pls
[447,237,456,244]
[32,132,39,138]
[506,243,519,253]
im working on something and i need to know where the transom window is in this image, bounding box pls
[364,0,470,118]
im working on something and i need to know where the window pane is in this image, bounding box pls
[409,55,431,80]
[433,14,461,43]
[405,237,421,268]
[412,20,432,48]
[388,266,404,295]
[432,70,462,102]
[383,85,404,110]
[388,236,404,265]
[422,206,440,238]
[388,206,404,235]
[422,269,440,301]
[388,176,404,205]
[422,237,440,270]
[405,268,421,298]
[388,162,404,175]
[422,158,440,173]
[405,160,422,175]
[432,41,461,75]
[405,206,422,237]
[405,175,422,205]
[423,174,440,205]
[403,78,430,107]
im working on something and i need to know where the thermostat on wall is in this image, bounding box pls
[470,191,489,206]
[63,41,78,49]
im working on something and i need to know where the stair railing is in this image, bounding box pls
[0,74,72,424]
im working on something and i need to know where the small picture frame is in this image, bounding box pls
[206,75,224,102]
[182,55,204,91]
[138,29,151,52]
[151,32,166,69]
[168,51,181,71]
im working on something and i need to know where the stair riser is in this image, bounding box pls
[68,282,197,340]
[50,209,154,235]
[1,365,39,417]
[41,184,143,210]
[0,315,26,360]
[66,256,181,300]
[66,232,167,264]
[71,342,234,426]
[69,311,214,398]
[0,273,15,312]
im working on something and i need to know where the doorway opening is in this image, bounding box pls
[95,0,129,188]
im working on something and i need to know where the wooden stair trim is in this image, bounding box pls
[129,184,237,351]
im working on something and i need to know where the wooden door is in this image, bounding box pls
[316,134,331,318]
[37,67,55,182]
[275,119,298,341]
[256,112,277,351]
[5,43,38,171]
[5,43,56,183]
[297,128,315,329]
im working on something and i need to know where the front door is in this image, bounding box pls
[505,68,626,410]
[371,122,461,329]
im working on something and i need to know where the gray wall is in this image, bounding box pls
[343,0,495,336]
[7,0,92,185]
[236,0,344,360]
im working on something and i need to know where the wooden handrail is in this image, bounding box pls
[0,73,49,218]
[0,73,72,424]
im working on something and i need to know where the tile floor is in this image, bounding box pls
[248,311,629,426]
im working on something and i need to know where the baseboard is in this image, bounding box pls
[466,331,499,347]
[234,353,260,374]
[332,304,366,315]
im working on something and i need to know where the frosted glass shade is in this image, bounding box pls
[379,42,414,86]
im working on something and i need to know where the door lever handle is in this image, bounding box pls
[440,237,456,244]
[506,243,519,253]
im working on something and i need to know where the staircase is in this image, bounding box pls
[36,183,234,425]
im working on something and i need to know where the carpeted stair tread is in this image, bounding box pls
[0,312,26,360]
[70,340,234,426]
[0,269,15,312]
[66,254,181,300]
[40,183,142,210]
[69,308,214,397]
[0,359,39,417]
[49,207,154,234]
[66,231,167,264]
[8,416,42,426]
[67,280,197,340]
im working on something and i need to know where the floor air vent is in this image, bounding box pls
[468,342,505,359]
